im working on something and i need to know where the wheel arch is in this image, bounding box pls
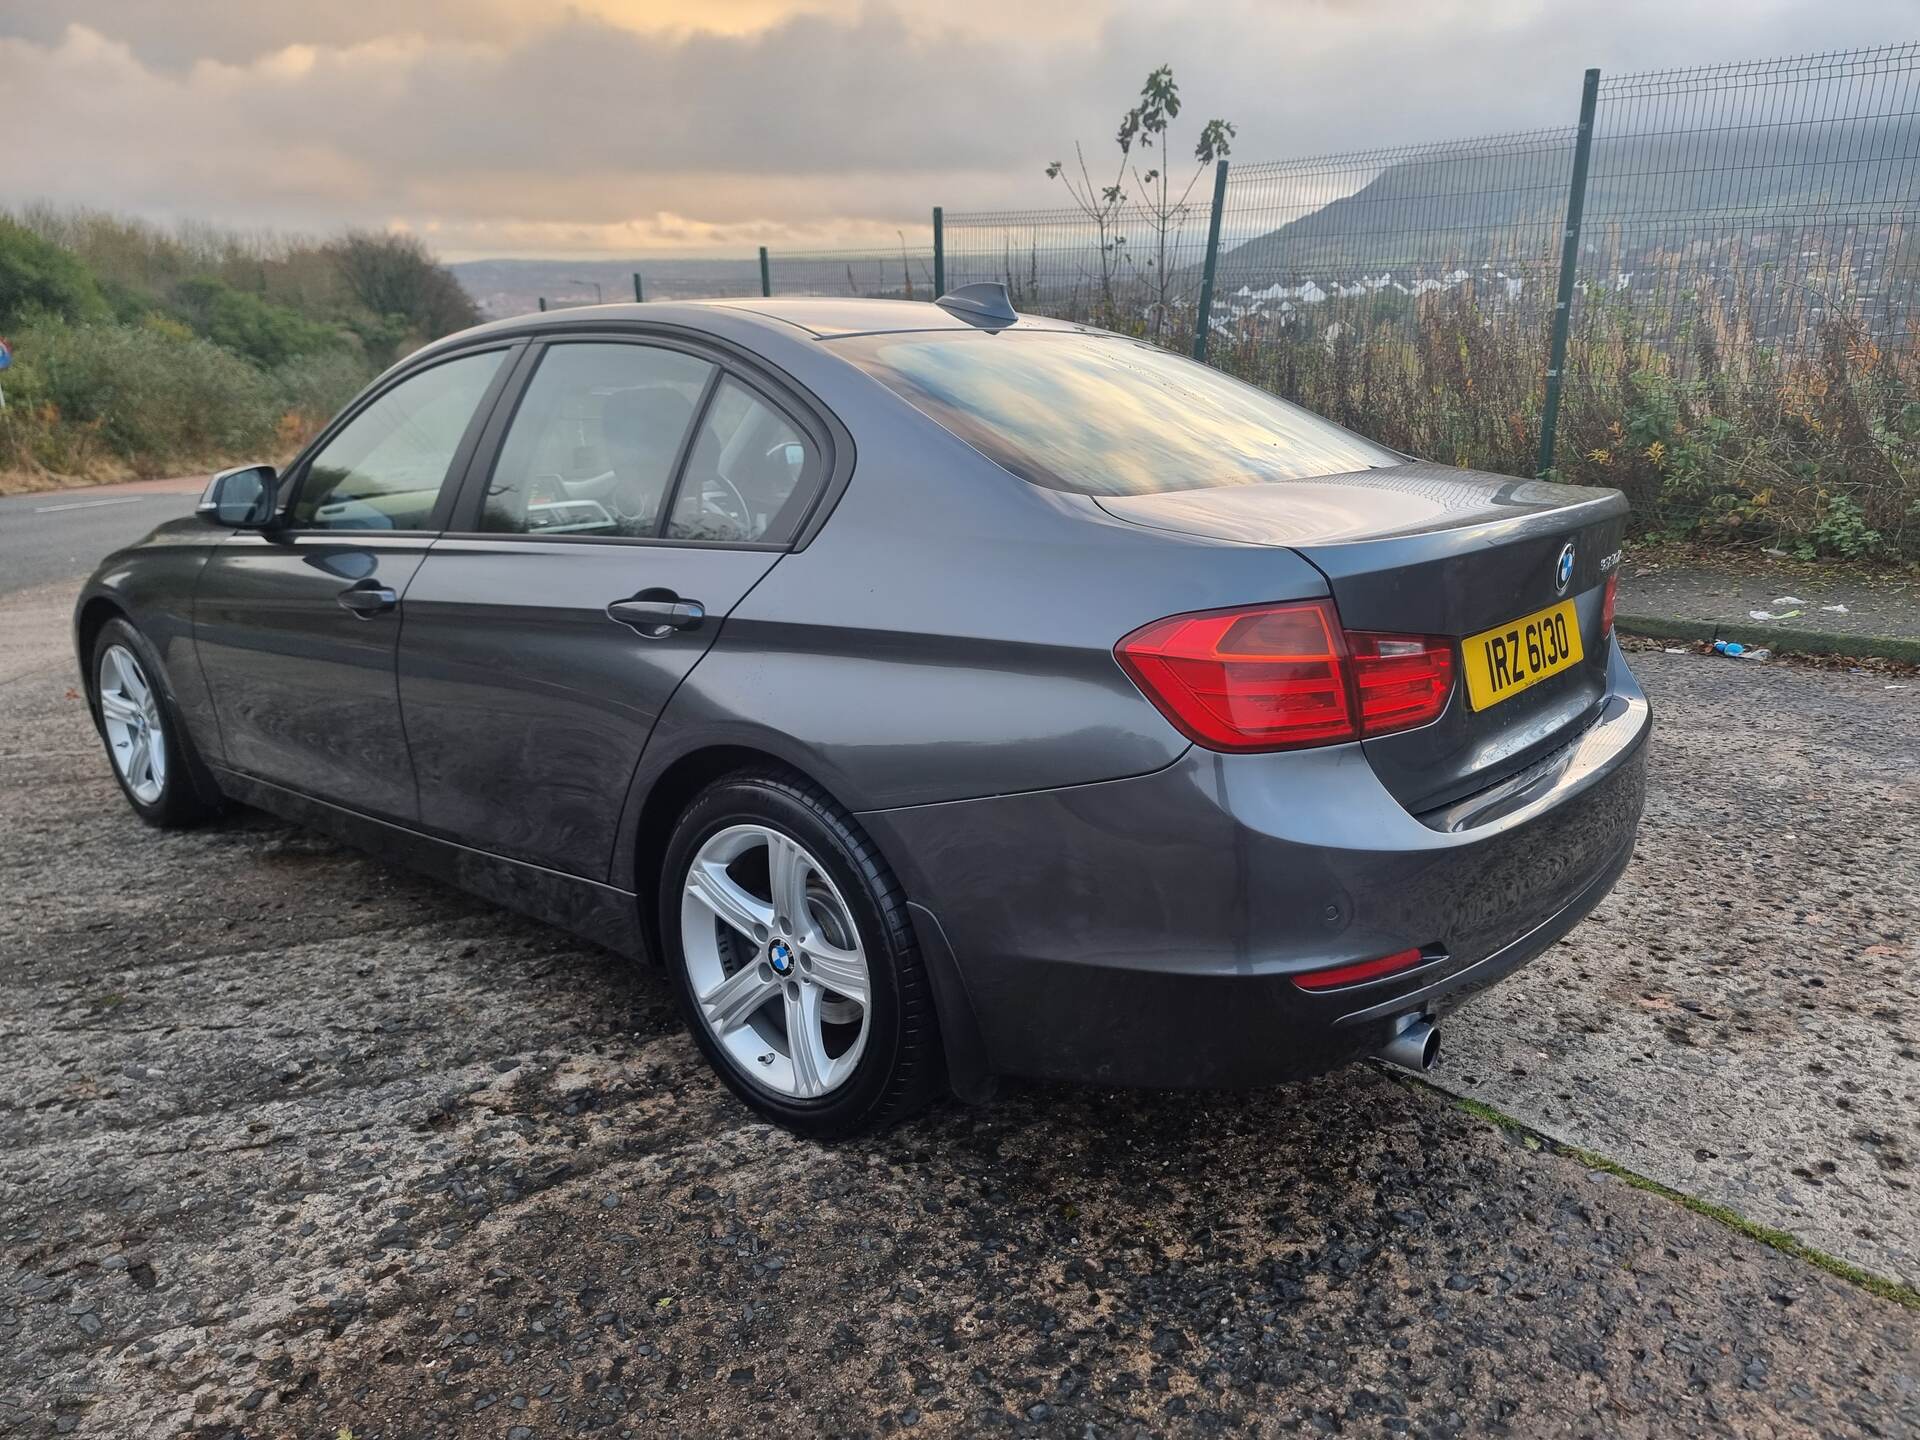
[75,593,131,698]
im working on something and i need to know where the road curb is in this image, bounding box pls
[1617,612,1920,665]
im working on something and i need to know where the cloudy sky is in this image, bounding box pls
[4,0,1910,259]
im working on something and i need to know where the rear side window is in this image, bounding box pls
[831,331,1400,495]
[666,378,816,544]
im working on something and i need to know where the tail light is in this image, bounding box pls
[1115,599,1454,753]
[1601,571,1618,637]
[1349,633,1457,736]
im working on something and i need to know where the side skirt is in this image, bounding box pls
[211,766,644,960]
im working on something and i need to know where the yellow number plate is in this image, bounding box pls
[1462,599,1584,711]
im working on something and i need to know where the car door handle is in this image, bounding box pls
[607,593,705,636]
[336,581,398,617]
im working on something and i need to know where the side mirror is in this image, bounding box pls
[198,464,278,528]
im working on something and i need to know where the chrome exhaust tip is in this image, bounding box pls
[1374,1013,1441,1072]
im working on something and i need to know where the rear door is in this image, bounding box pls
[398,335,832,879]
[194,345,516,820]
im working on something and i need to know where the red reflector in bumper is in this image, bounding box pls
[1292,947,1427,992]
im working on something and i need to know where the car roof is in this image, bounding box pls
[692,297,1083,338]
[424,296,1085,352]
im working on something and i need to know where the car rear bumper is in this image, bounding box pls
[860,642,1650,1089]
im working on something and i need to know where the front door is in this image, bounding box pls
[398,338,827,878]
[194,347,514,821]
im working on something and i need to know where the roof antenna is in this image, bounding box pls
[935,281,1018,328]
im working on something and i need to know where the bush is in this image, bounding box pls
[269,349,374,428]
[0,218,108,328]
[0,317,377,479]
[173,275,351,368]
[326,231,480,355]
[2,318,281,474]
[0,206,473,487]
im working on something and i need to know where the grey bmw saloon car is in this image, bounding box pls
[76,285,1649,1138]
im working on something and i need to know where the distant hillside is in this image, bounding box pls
[1213,116,1920,281]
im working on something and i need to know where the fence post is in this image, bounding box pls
[759,247,772,297]
[632,272,644,302]
[1539,67,1600,478]
[1191,160,1230,363]
[932,207,945,298]
[537,297,548,312]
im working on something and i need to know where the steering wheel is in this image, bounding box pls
[694,473,755,538]
[608,472,656,527]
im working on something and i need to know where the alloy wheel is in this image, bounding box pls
[98,644,167,805]
[679,823,872,1099]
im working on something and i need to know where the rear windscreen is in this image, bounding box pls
[831,329,1402,495]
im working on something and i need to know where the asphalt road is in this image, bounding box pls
[1,488,1915,1438]
[0,478,203,599]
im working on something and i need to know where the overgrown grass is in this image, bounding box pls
[1216,283,1920,560]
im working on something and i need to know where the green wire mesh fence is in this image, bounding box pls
[1205,130,1579,481]
[1558,45,1920,551]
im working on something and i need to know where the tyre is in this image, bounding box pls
[90,617,215,828]
[659,768,942,1139]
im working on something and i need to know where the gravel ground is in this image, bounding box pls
[2,577,1916,1439]
[1439,645,1920,1290]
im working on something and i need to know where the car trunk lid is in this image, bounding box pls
[1095,463,1629,814]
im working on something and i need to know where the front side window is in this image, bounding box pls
[666,378,815,544]
[831,330,1401,496]
[482,343,714,537]
[293,351,504,530]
